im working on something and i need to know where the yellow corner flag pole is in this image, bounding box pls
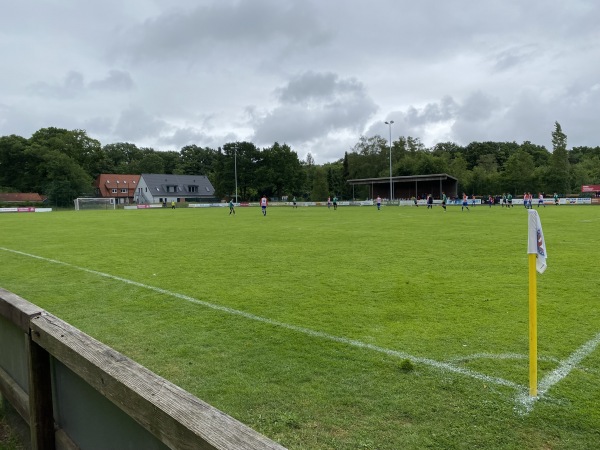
[528,252,538,397]
[527,209,547,398]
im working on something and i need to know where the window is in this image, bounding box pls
[188,185,198,193]
[121,188,127,193]
[111,188,117,194]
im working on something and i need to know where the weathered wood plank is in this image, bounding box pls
[30,314,286,450]
[54,428,79,450]
[0,365,29,424]
[0,288,44,332]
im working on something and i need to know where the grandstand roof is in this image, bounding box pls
[346,173,459,199]
[347,173,458,185]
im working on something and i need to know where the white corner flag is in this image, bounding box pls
[528,210,547,274]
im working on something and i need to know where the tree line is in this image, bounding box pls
[0,122,599,206]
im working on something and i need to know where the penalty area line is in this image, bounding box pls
[2,247,521,392]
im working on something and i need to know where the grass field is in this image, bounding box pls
[1,204,599,449]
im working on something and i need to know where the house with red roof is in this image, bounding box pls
[94,174,141,205]
[0,193,46,203]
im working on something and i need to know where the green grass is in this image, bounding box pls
[0,398,26,450]
[1,204,599,449]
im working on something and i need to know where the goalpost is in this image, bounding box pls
[74,198,116,211]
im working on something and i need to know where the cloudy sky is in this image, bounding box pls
[1,0,599,163]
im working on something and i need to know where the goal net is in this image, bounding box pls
[74,198,116,211]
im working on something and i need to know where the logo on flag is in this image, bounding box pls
[537,229,545,257]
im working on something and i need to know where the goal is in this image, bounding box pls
[74,198,116,211]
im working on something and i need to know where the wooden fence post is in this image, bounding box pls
[28,326,55,450]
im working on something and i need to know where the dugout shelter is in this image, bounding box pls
[347,173,458,201]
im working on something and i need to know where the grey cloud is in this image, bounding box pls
[29,71,85,99]
[83,116,114,136]
[157,127,220,149]
[113,107,169,141]
[459,92,500,122]
[491,45,541,72]
[252,72,377,144]
[118,0,331,63]
[29,70,134,98]
[405,96,459,126]
[89,70,135,91]
[276,72,365,104]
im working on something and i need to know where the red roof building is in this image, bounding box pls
[0,193,45,203]
[94,174,141,204]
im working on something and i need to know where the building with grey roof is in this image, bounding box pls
[136,174,216,205]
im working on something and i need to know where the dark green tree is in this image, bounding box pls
[501,150,535,195]
[257,142,304,199]
[543,122,570,194]
[136,152,165,174]
[219,142,259,200]
[0,135,30,191]
[42,151,93,206]
[310,166,329,201]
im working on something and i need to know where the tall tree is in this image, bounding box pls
[544,121,571,194]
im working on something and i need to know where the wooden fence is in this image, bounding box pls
[0,288,286,450]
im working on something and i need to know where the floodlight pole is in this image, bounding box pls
[234,145,238,203]
[385,120,394,201]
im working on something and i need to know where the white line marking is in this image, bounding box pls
[515,331,600,414]
[0,247,519,390]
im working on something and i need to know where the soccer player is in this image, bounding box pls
[292,196,297,208]
[427,194,433,209]
[327,197,331,209]
[462,193,469,211]
[261,195,268,216]
[554,192,559,205]
[171,200,176,209]
[229,199,235,215]
[376,196,382,210]
[507,193,513,207]
[333,195,338,210]
[441,192,447,211]
[538,192,545,208]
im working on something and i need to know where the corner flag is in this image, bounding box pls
[527,209,547,397]
[528,210,547,273]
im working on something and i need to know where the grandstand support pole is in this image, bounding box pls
[234,145,238,203]
[385,120,394,201]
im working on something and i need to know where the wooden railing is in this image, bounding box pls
[0,288,286,450]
